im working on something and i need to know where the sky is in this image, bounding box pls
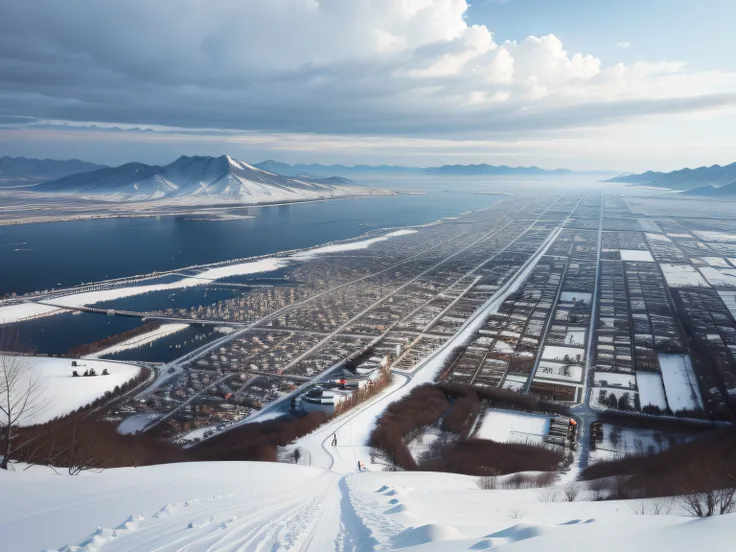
[1,0,735,172]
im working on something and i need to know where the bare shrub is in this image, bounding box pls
[676,489,736,517]
[652,497,674,515]
[440,389,481,436]
[368,385,451,470]
[631,498,674,516]
[477,476,498,490]
[532,472,557,488]
[419,439,563,477]
[587,478,610,501]
[563,482,580,502]
[508,508,524,519]
[538,487,562,502]
[193,411,328,462]
[582,427,736,501]
[14,414,188,469]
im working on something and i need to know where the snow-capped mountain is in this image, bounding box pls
[35,155,370,203]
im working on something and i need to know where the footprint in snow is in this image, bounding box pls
[188,516,215,529]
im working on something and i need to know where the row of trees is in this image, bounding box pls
[582,425,736,516]
[368,383,566,475]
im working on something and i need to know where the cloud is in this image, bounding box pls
[617,42,632,48]
[0,0,734,142]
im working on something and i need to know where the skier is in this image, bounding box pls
[331,433,337,447]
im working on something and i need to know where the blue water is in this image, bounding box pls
[103,325,224,363]
[9,312,144,355]
[93,285,246,312]
[0,190,500,295]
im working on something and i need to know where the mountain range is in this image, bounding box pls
[606,162,736,196]
[254,160,602,178]
[33,155,368,203]
[0,156,104,186]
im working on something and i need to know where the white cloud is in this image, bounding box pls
[0,0,735,164]
[617,41,632,48]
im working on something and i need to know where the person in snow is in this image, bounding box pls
[332,433,337,447]
[358,460,366,472]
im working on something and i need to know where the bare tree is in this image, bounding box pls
[0,349,47,470]
[674,456,736,517]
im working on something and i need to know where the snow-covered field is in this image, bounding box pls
[542,345,584,363]
[593,371,636,388]
[635,372,668,409]
[0,302,59,324]
[719,290,736,319]
[83,323,189,359]
[0,355,141,426]
[692,231,736,243]
[701,256,731,268]
[659,263,710,287]
[534,361,583,383]
[559,291,591,304]
[293,229,418,259]
[619,249,655,262]
[475,409,551,444]
[117,412,162,435]
[698,266,736,287]
[658,354,704,412]
[589,424,683,462]
[591,388,639,410]
[2,461,734,552]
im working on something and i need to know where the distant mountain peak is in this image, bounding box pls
[605,161,736,191]
[0,156,106,184]
[33,154,364,204]
[251,160,583,178]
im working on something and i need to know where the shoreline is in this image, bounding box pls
[0,194,507,327]
[0,189,396,227]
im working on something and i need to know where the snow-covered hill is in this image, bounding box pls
[0,355,141,426]
[35,155,376,203]
[2,461,734,552]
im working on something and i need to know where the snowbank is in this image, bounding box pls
[83,323,189,359]
[0,302,59,324]
[44,258,288,309]
[292,229,417,259]
[0,355,141,426]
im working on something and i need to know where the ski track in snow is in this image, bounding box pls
[15,463,734,552]
[53,472,343,552]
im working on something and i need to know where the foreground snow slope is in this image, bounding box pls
[2,462,734,552]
